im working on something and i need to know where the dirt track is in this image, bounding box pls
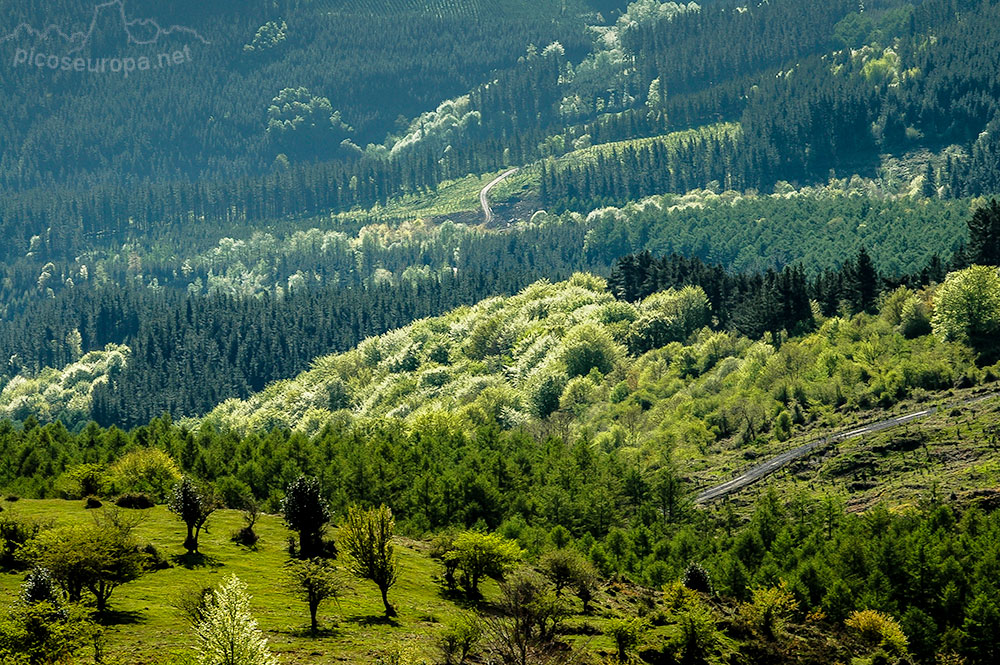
[480,168,518,224]
[694,391,1000,503]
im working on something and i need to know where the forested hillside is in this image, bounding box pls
[3,0,1000,663]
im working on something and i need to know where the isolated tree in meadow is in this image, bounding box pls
[196,575,277,665]
[340,504,400,617]
[442,531,523,596]
[284,558,343,636]
[169,477,218,555]
[281,475,331,559]
[28,518,146,614]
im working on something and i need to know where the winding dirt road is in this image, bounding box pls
[694,391,999,504]
[480,168,518,224]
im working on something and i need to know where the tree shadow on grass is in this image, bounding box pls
[281,624,343,639]
[436,584,482,610]
[94,609,145,626]
[345,614,401,628]
[170,552,223,569]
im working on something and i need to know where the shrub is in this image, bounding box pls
[438,614,482,665]
[84,496,103,510]
[607,617,646,662]
[142,544,172,571]
[0,512,44,571]
[845,609,909,656]
[115,493,155,509]
[107,449,181,501]
[232,499,261,549]
[738,583,799,640]
[439,531,523,596]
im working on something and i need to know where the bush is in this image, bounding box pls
[231,526,259,549]
[231,496,261,550]
[0,513,43,571]
[56,464,107,500]
[845,609,909,656]
[115,493,155,509]
[738,584,799,640]
[20,568,60,605]
[107,449,181,501]
[607,617,646,662]
[84,496,103,510]
[439,531,523,596]
[438,614,482,665]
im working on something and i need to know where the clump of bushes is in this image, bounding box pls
[115,493,155,509]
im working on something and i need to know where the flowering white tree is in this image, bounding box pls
[196,575,278,665]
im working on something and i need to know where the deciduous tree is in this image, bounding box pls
[340,504,400,617]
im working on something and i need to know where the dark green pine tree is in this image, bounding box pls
[848,246,880,315]
[968,198,1000,266]
[921,162,937,198]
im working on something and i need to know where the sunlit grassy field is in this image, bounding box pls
[0,501,481,664]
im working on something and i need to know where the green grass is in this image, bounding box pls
[0,499,629,663]
[330,167,537,225]
[556,123,743,167]
[0,502,479,663]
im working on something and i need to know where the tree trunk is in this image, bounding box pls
[310,599,319,635]
[185,522,198,554]
[93,583,110,614]
[381,586,396,617]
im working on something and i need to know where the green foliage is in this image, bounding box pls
[539,548,595,600]
[0,512,44,572]
[967,198,1000,266]
[438,614,482,665]
[0,600,92,665]
[627,286,710,353]
[668,599,733,665]
[27,514,147,613]
[340,504,401,617]
[169,478,220,555]
[0,345,128,429]
[283,558,343,636]
[606,617,646,662]
[738,583,798,641]
[108,449,182,502]
[196,575,278,665]
[441,531,523,596]
[266,87,352,157]
[282,476,332,559]
[932,266,1000,356]
[845,609,910,658]
[244,20,287,53]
